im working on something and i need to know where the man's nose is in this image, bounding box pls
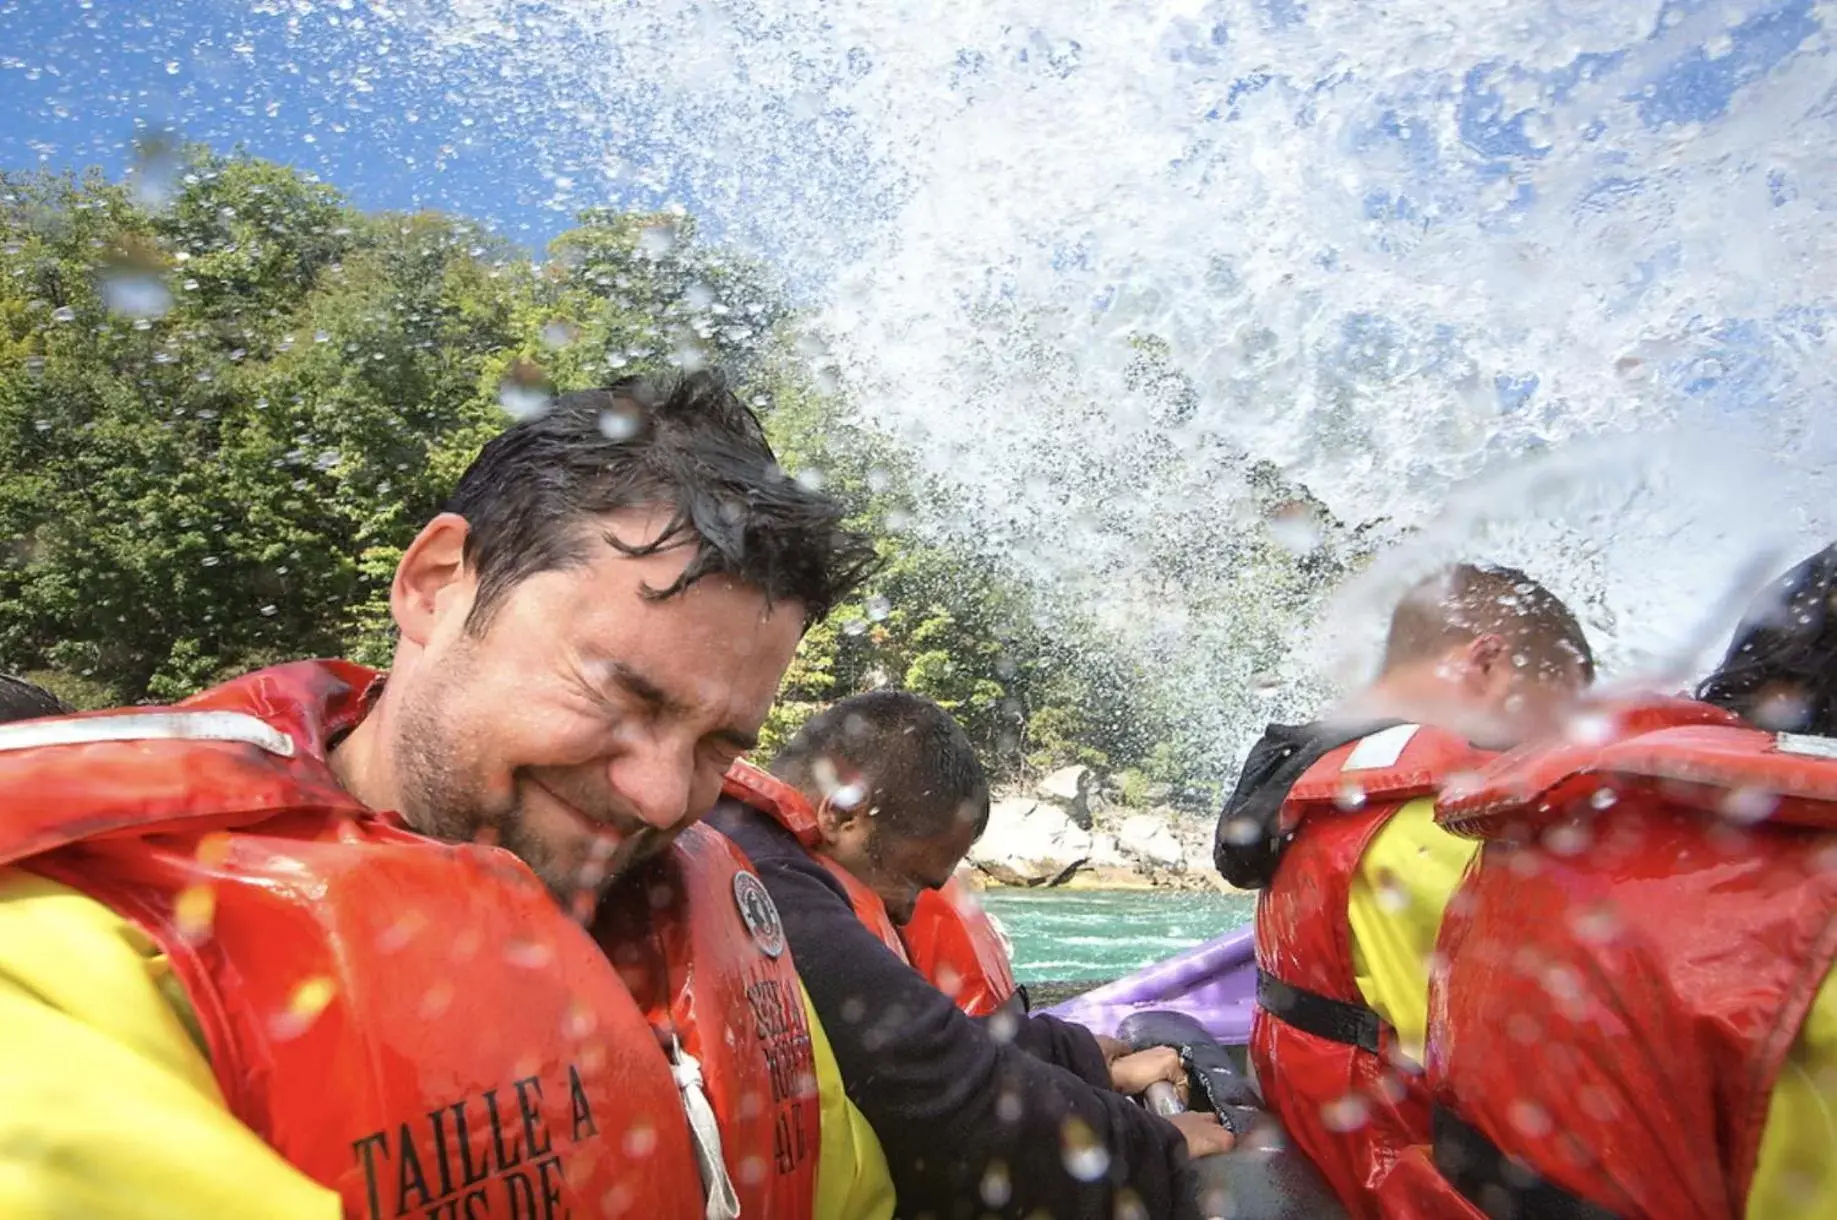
[609,745,696,832]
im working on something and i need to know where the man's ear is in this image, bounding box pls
[392,513,475,648]
[1460,633,1512,695]
[814,795,864,849]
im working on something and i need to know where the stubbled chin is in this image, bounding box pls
[564,826,676,900]
[607,828,675,879]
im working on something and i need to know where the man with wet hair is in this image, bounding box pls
[715,690,1232,1220]
[0,372,892,1219]
[761,693,1043,1019]
[1214,562,1593,1219]
[765,690,993,926]
[1415,544,1837,1218]
[1375,562,1595,738]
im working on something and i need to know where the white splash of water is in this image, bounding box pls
[336,0,1836,768]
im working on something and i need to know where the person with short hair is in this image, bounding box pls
[714,688,1232,1219]
[757,693,1025,1018]
[765,690,993,927]
[1215,563,1594,1219]
[0,371,892,1220]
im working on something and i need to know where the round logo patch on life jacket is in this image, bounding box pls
[733,870,785,958]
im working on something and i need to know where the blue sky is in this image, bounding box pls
[0,0,632,246]
[4,0,1818,259]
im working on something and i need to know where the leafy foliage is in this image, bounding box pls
[0,149,1192,783]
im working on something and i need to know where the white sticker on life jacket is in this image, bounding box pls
[0,710,296,758]
[1777,732,1837,761]
[1342,724,1421,772]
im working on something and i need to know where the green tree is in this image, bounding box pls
[0,147,1236,793]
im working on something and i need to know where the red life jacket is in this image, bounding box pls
[0,661,752,1220]
[1250,723,1493,1220]
[721,761,908,959]
[594,821,823,1218]
[902,877,1020,1017]
[1423,699,1837,1220]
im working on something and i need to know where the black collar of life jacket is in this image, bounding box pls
[1211,718,1407,890]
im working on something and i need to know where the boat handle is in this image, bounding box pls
[1144,1080,1185,1116]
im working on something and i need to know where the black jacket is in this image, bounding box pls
[710,799,1199,1220]
[1212,718,1403,889]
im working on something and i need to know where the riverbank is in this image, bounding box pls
[966,765,1240,893]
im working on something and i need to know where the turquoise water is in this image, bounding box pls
[981,889,1255,984]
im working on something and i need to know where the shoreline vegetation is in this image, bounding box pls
[1,146,1377,804]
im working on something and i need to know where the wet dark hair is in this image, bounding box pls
[0,674,70,723]
[1382,563,1595,685]
[448,370,880,633]
[770,691,992,841]
[1698,543,1837,735]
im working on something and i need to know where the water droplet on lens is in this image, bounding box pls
[100,267,172,319]
[270,975,336,1040]
[1223,816,1261,846]
[1565,713,1613,746]
[1543,820,1591,856]
[598,405,642,441]
[1113,1189,1150,1220]
[979,1162,1012,1206]
[505,937,556,971]
[127,129,183,209]
[173,884,216,942]
[1060,1118,1111,1181]
[622,1122,658,1158]
[1266,501,1323,555]
[1321,1093,1371,1132]
[1569,901,1621,944]
[498,361,553,420]
[1508,1098,1553,1138]
[376,909,427,953]
[637,222,677,258]
[419,980,455,1018]
[1722,787,1778,825]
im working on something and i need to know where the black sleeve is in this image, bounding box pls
[1002,1011,1113,1088]
[712,804,1198,1220]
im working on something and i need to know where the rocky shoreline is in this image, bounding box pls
[965,765,1241,894]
